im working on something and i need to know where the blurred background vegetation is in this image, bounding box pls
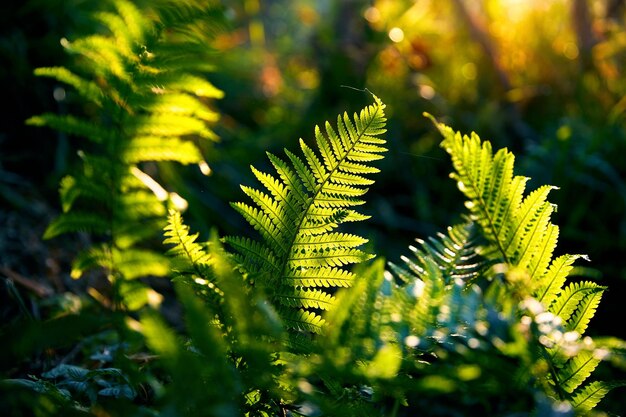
[1,0,626,414]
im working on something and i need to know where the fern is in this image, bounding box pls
[27,0,224,304]
[224,95,387,333]
[163,209,223,306]
[388,221,486,286]
[426,113,624,413]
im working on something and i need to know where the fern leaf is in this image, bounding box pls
[44,212,110,240]
[390,222,485,286]
[527,223,559,281]
[161,74,224,99]
[26,114,109,143]
[283,267,354,288]
[58,175,110,212]
[112,248,172,279]
[282,309,326,334]
[226,96,387,333]
[33,67,102,104]
[557,350,602,394]
[127,114,216,140]
[32,0,223,287]
[569,381,625,413]
[549,281,605,325]
[70,245,170,280]
[430,114,559,277]
[280,288,336,311]
[163,210,211,266]
[289,247,373,268]
[222,236,279,275]
[122,136,204,164]
[534,254,583,307]
[565,284,606,335]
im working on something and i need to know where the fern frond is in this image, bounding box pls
[404,257,447,335]
[534,254,583,307]
[32,0,224,287]
[163,210,211,265]
[58,175,110,212]
[569,381,625,413]
[226,96,387,333]
[562,283,606,335]
[158,74,224,99]
[429,115,623,414]
[70,245,170,280]
[33,67,103,104]
[389,221,486,286]
[126,114,216,139]
[111,249,172,279]
[557,349,602,394]
[282,309,326,334]
[283,267,354,288]
[548,281,605,326]
[280,288,336,311]
[429,114,559,281]
[121,136,203,164]
[44,212,110,240]
[26,114,109,143]
[162,210,227,304]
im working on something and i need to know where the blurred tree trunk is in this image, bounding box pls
[572,0,598,72]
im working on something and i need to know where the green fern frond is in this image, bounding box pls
[562,283,606,335]
[534,254,584,307]
[403,257,447,335]
[113,249,172,280]
[26,114,109,144]
[282,309,326,334]
[33,67,103,104]
[225,96,387,333]
[70,245,112,279]
[557,349,602,394]
[428,115,624,414]
[32,0,224,287]
[162,210,225,305]
[59,175,110,212]
[548,281,606,327]
[428,114,561,282]
[163,209,211,267]
[569,381,624,413]
[44,212,110,240]
[389,221,486,286]
[70,245,171,280]
[120,136,203,164]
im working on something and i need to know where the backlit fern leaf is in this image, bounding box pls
[163,210,222,304]
[570,381,626,413]
[28,0,224,286]
[557,349,602,394]
[389,221,486,286]
[427,114,622,413]
[225,95,387,333]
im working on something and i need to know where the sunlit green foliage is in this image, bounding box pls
[224,95,387,334]
[24,0,224,312]
[2,1,626,417]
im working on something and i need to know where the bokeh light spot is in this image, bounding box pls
[419,84,435,100]
[53,87,66,102]
[388,27,405,43]
[364,7,381,23]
